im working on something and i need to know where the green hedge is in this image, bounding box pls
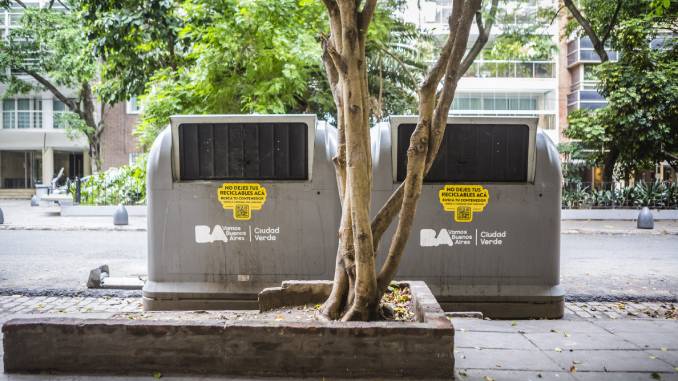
[69,156,147,206]
[562,181,678,209]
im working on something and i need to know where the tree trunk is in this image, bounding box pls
[319,0,484,321]
[78,82,105,173]
[602,146,618,185]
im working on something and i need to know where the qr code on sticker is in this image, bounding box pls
[455,205,472,222]
[235,204,250,220]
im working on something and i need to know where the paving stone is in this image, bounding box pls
[545,350,676,372]
[455,330,538,350]
[455,348,562,371]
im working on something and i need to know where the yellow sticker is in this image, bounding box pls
[439,185,489,223]
[217,183,267,220]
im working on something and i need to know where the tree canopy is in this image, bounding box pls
[0,2,104,170]
[564,2,678,179]
[78,0,430,150]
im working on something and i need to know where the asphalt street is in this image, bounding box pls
[0,230,676,300]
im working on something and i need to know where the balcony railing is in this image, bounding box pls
[462,60,555,78]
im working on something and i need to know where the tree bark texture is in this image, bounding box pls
[319,0,486,321]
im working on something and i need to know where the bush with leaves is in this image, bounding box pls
[562,180,678,209]
[69,156,147,206]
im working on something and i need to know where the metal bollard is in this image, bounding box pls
[75,177,81,205]
[113,204,129,226]
[637,207,654,229]
[30,195,39,207]
[0,207,4,224]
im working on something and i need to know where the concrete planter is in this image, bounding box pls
[2,281,454,379]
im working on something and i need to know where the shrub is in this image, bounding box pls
[562,180,677,209]
[69,155,147,205]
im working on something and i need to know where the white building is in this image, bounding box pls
[0,2,89,195]
[401,0,560,143]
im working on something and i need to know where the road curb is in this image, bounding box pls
[0,225,146,232]
[561,229,678,235]
[3,226,674,235]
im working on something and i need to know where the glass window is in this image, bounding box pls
[32,99,42,129]
[126,97,141,114]
[583,64,598,81]
[53,99,68,129]
[495,96,509,110]
[3,99,15,129]
[17,98,30,129]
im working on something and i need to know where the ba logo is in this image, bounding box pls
[419,228,453,247]
[195,225,228,243]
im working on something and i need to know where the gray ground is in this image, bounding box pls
[0,230,676,301]
[0,230,146,293]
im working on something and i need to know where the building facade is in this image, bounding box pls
[402,0,560,144]
[0,1,140,194]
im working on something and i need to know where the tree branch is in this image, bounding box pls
[549,4,565,27]
[55,0,70,11]
[563,0,609,62]
[359,0,378,35]
[601,0,623,46]
[321,0,344,54]
[374,42,417,87]
[22,67,79,114]
[458,0,498,79]
[420,0,464,94]
[322,35,345,75]
[12,0,27,8]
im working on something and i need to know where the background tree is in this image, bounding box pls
[318,0,497,321]
[0,1,104,171]
[563,1,677,181]
[78,0,430,150]
[561,0,660,183]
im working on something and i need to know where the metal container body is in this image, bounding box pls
[370,116,563,318]
[143,115,339,310]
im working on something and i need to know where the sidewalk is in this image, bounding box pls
[561,220,678,235]
[2,199,677,234]
[0,295,677,380]
[0,199,146,231]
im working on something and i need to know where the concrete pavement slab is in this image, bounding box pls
[456,369,577,380]
[454,318,611,334]
[612,332,678,350]
[524,330,640,350]
[455,348,563,371]
[572,372,678,381]
[544,349,676,372]
[647,350,678,367]
[455,330,538,350]
[593,319,677,333]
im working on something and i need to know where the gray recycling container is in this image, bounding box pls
[143,115,340,310]
[370,116,563,318]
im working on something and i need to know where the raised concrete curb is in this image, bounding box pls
[2,281,454,379]
[258,280,333,311]
[0,224,146,231]
[562,208,678,220]
[60,204,146,217]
